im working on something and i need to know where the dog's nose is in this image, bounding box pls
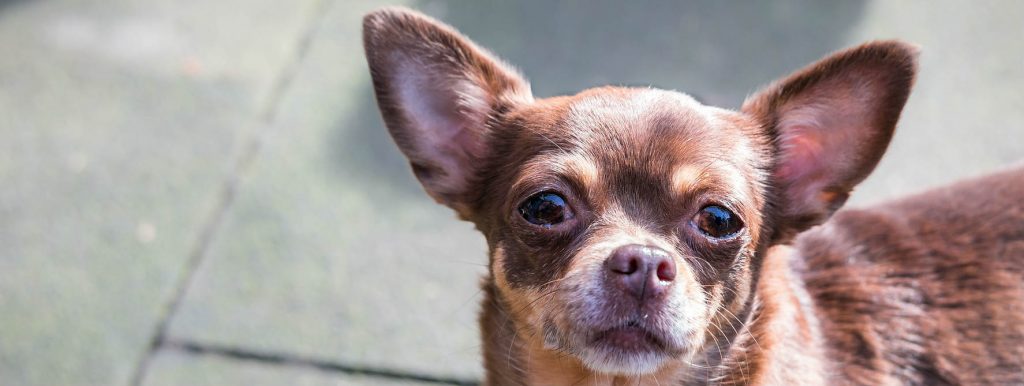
[605,244,676,302]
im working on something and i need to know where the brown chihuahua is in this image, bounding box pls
[363,7,1024,385]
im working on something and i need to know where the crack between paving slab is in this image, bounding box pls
[127,1,334,385]
[164,339,481,386]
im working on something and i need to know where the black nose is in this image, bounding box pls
[605,244,676,302]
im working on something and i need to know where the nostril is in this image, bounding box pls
[607,244,673,278]
[610,254,639,275]
[606,244,676,301]
[656,258,676,282]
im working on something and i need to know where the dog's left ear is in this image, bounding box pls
[743,41,918,242]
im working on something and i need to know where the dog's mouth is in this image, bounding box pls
[560,317,688,375]
[590,319,669,353]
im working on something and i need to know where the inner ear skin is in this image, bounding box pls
[742,41,918,243]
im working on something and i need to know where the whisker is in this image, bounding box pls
[538,132,566,153]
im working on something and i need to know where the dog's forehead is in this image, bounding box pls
[567,87,705,119]
[533,87,755,175]
[563,87,714,142]
[504,87,764,217]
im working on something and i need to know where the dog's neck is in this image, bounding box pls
[479,246,829,386]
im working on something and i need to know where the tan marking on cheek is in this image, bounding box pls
[523,340,596,386]
[732,260,753,308]
[492,246,546,328]
[492,244,591,349]
[705,257,754,343]
[492,245,511,291]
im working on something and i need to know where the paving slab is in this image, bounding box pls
[140,349,433,386]
[0,0,320,385]
[164,0,488,380]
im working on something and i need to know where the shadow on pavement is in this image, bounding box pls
[0,0,26,12]
[333,0,867,201]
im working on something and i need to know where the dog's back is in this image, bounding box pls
[797,165,1024,384]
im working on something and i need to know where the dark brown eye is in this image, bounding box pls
[695,205,744,238]
[518,192,573,227]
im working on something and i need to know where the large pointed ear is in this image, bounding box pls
[362,7,532,215]
[742,41,918,242]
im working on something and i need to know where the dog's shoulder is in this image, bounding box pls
[793,164,1024,385]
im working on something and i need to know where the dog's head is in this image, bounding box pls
[363,7,915,376]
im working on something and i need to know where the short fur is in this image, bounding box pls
[362,7,1024,385]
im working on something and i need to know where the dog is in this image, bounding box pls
[362,7,1024,385]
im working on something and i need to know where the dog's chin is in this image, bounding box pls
[575,325,681,375]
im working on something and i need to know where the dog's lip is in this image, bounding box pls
[590,321,669,352]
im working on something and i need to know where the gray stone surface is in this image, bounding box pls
[164,0,487,380]
[139,349,432,386]
[0,0,320,385]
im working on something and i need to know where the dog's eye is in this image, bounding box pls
[519,192,573,227]
[694,205,743,238]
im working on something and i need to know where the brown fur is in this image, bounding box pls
[362,7,1024,385]
[796,167,1024,385]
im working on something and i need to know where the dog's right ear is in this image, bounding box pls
[363,7,532,216]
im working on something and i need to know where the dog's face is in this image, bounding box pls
[364,8,915,377]
[476,89,770,374]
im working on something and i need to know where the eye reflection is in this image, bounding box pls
[694,205,744,238]
[519,192,572,227]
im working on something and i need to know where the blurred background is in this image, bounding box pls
[1,0,1022,385]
